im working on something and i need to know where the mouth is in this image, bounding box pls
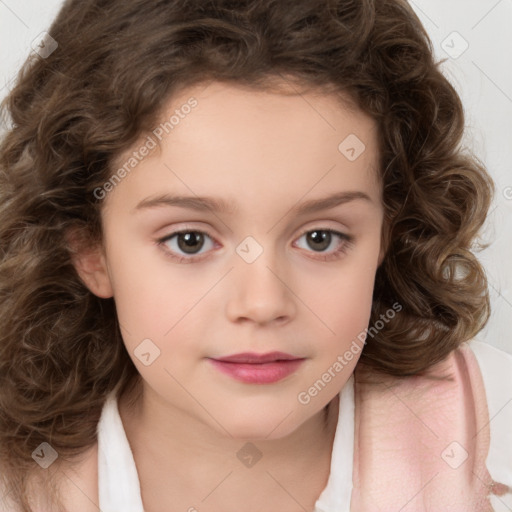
[207,352,306,384]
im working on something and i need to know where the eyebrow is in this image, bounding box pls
[132,190,372,215]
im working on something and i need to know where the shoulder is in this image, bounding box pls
[464,339,512,414]
[466,338,512,377]
[464,339,512,502]
[351,340,512,508]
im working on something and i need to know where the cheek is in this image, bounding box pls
[105,248,215,371]
[316,258,378,351]
[329,289,373,352]
[103,229,175,318]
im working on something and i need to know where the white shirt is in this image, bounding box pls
[96,340,512,512]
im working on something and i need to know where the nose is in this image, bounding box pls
[225,248,296,326]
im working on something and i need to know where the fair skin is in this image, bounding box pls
[66,80,385,512]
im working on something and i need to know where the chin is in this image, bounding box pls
[215,410,305,441]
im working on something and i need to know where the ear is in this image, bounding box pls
[65,228,114,299]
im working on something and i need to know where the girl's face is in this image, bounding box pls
[79,81,384,439]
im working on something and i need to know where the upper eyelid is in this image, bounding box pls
[159,225,350,242]
[159,218,351,237]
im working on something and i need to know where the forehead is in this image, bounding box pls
[106,81,381,216]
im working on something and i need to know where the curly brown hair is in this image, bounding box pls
[0,0,494,510]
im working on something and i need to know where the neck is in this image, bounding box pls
[117,380,340,511]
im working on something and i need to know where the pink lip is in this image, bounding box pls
[208,352,305,384]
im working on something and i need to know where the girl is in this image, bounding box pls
[1,0,511,511]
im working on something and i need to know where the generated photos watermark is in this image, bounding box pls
[297,301,403,405]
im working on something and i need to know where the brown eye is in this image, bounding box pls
[158,230,216,262]
[175,232,205,254]
[294,228,353,262]
[305,230,332,252]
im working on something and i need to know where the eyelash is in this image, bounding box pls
[156,227,354,264]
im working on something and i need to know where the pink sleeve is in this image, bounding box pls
[350,343,509,511]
